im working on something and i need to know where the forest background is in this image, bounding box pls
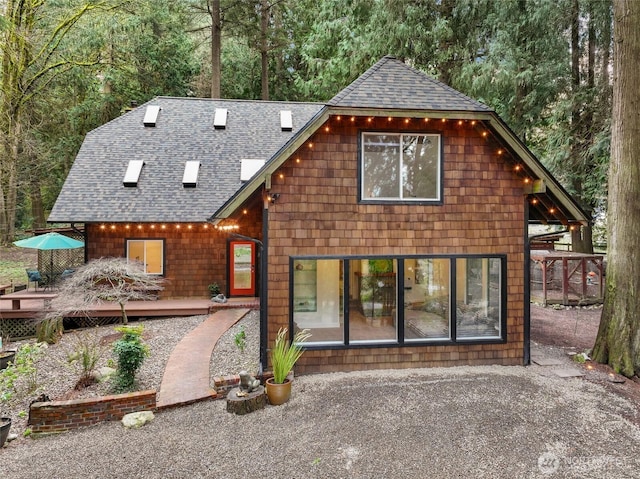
[0,0,611,248]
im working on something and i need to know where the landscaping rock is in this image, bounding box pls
[92,366,116,382]
[121,411,154,429]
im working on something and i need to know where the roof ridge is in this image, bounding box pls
[402,64,490,111]
[327,56,395,106]
[328,55,491,112]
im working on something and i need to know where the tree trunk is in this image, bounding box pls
[120,301,128,324]
[592,0,640,377]
[29,154,46,229]
[260,0,269,101]
[210,0,221,99]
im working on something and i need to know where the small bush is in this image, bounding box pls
[112,325,149,392]
[234,326,246,353]
[0,342,44,403]
[66,330,107,389]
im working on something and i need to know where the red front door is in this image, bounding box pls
[229,241,256,296]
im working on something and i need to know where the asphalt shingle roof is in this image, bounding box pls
[328,55,492,112]
[48,98,323,223]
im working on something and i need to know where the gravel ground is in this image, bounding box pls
[3,308,640,477]
[1,311,260,442]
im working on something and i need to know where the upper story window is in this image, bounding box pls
[361,132,441,202]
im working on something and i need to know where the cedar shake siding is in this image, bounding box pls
[266,116,525,372]
[85,200,262,299]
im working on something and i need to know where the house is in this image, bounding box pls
[49,56,589,374]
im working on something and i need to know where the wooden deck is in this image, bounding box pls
[0,290,259,320]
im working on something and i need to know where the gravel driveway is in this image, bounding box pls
[3,306,640,477]
[3,356,640,478]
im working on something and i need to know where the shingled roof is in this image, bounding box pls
[48,98,323,223]
[328,55,492,112]
[50,56,588,227]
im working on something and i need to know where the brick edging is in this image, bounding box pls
[28,390,157,435]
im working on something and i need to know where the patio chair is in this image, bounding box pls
[26,269,43,290]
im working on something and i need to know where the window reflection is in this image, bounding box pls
[404,258,450,341]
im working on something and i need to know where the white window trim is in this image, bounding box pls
[361,132,441,202]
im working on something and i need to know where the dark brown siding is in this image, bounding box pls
[266,116,526,372]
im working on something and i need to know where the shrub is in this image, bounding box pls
[112,325,149,392]
[234,326,246,353]
[0,342,44,403]
[66,330,107,388]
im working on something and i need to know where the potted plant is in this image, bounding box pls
[265,327,311,405]
[208,283,221,297]
[0,331,16,371]
[0,417,11,448]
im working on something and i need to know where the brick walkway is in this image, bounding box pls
[156,308,249,409]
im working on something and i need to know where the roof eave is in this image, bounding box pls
[485,113,590,226]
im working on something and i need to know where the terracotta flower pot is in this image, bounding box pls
[265,377,292,405]
[0,350,16,370]
[0,417,11,448]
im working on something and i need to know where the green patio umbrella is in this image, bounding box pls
[13,232,84,285]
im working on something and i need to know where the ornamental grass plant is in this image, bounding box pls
[270,327,311,384]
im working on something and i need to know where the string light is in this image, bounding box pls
[424,118,429,123]
[336,116,341,121]
[97,223,220,232]
[295,158,301,164]
[324,126,330,132]
[515,165,521,171]
[351,116,356,122]
[524,178,530,184]
[457,120,463,126]
[308,142,313,148]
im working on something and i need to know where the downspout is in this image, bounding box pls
[260,198,269,375]
[523,202,531,365]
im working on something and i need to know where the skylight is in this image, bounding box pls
[123,160,145,187]
[240,159,266,182]
[214,108,228,129]
[183,161,200,188]
[280,110,293,131]
[143,105,161,127]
